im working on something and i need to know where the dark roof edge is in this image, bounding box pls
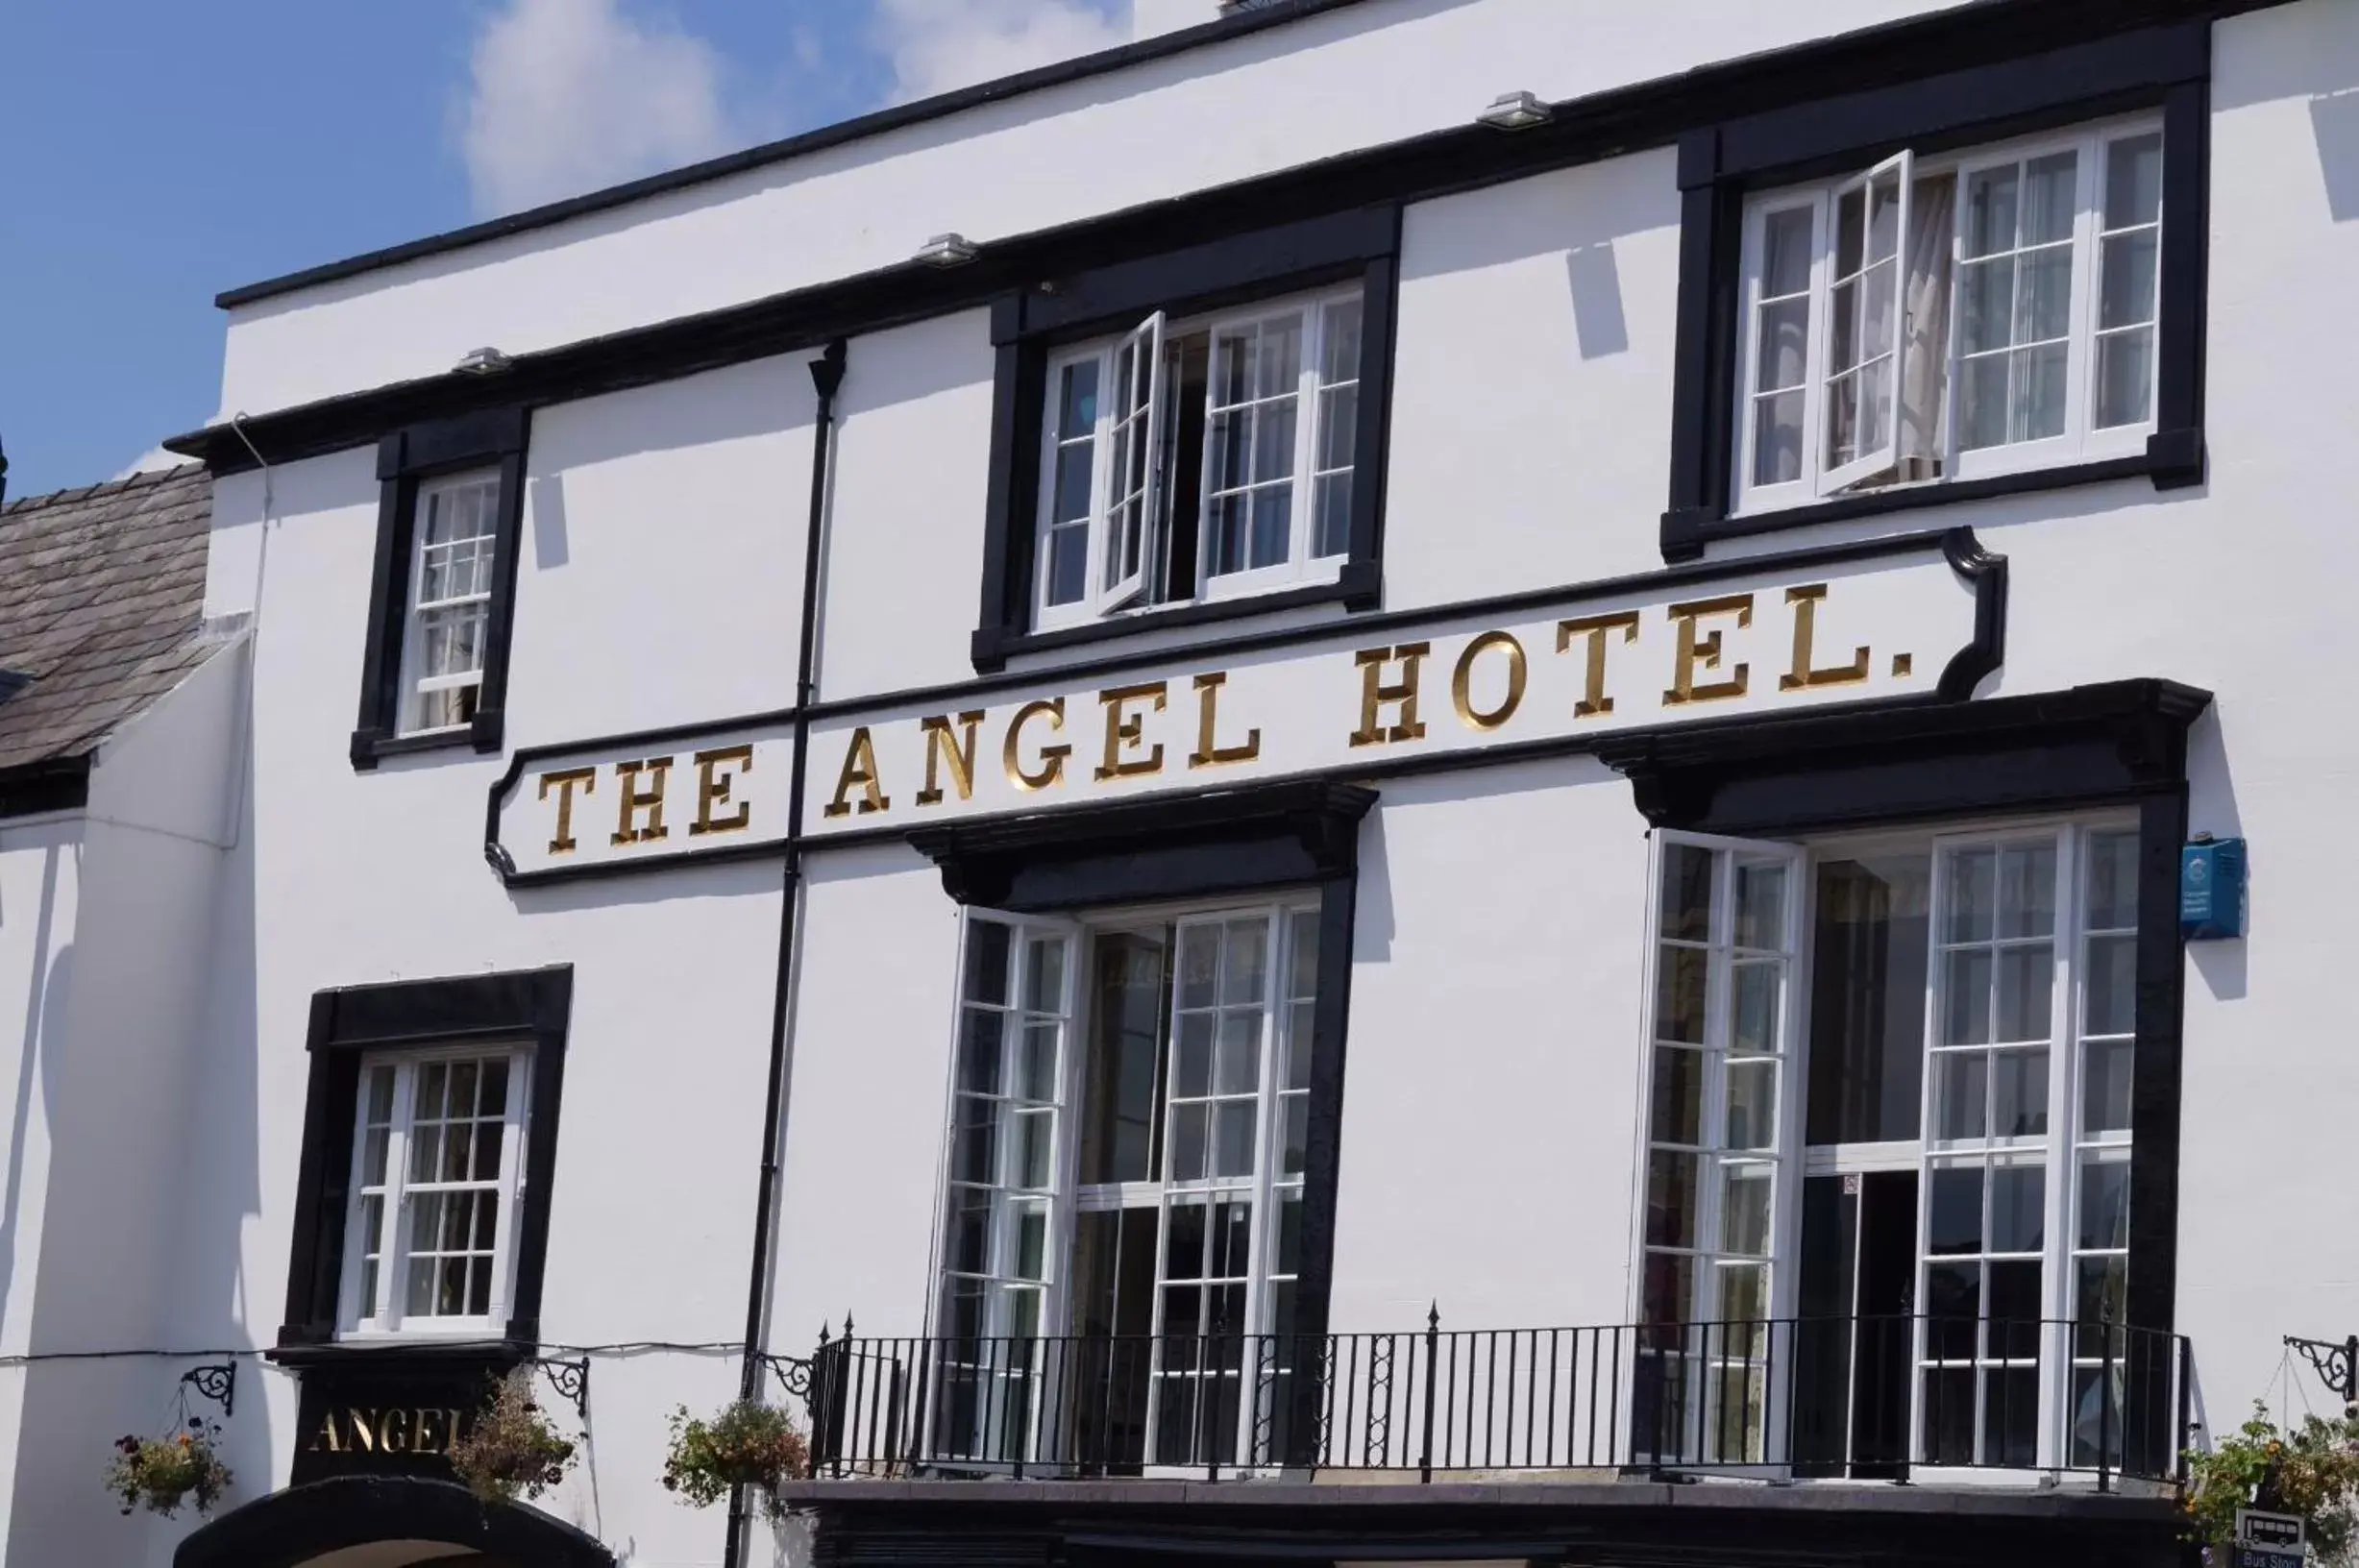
[0,756,91,821]
[213,0,1376,309]
[0,461,206,518]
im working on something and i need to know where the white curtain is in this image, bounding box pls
[1896,175,1955,480]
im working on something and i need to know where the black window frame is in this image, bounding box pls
[1660,21,2209,563]
[352,408,531,768]
[278,965,574,1352]
[971,208,1401,673]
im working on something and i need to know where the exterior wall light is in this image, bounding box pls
[454,347,513,376]
[1478,90,1553,130]
[913,233,980,267]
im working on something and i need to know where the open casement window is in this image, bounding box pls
[930,899,1318,1474]
[1732,118,2163,514]
[397,470,504,736]
[337,1046,532,1337]
[1634,832,1806,1466]
[1033,287,1363,634]
[937,912,1080,1464]
[1101,313,1166,612]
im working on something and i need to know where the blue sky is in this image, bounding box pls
[0,0,1125,500]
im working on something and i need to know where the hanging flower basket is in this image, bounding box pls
[662,1400,811,1520]
[2185,1403,2359,1564]
[104,1418,233,1518]
[448,1369,577,1505]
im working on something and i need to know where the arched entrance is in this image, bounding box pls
[173,1475,613,1568]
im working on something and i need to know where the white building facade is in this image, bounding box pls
[7,0,2357,1562]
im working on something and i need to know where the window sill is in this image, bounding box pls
[1660,428,2201,562]
[971,559,1379,673]
[350,708,506,771]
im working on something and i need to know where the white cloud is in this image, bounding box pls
[874,0,1130,103]
[112,447,185,481]
[460,0,738,217]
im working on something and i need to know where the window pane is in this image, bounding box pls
[1652,1046,1704,1146]
[1997,844,2056,939]
[1719,1261,1768,1326]
[1281,1097,1307,1176]
[1947,850,1997,942]
[1216,1012,1259,1094]
[1724,1059,1777,1151]
[1165,1203,1207,1282]
[1214,1102,1255,1177]
[1045,524,1088,606]
[1757,299,1809,393]
[1960,353,2010,452]
[1223,919,1267,1005]
[959,1010,1005,1096]
[1943,950,1993,1046]
[1251,399,1298,486]
[1762,207,1814,298]
[2086,831,2141,929]
[1936,1052,1988,1140]
[1178,926,1219,1009]
[1321,299,1364,382]
[1646,1151,1700,1249]
[2076,1255,2127,1329]
[1722,1167,1772,1256]
[1964,166,2019,259]
[1659,844,1715,942]
[1989,1258,2043,1338]
[1174,1013,1213,1098]
[2100,230,2159,331]
[1928,1167,1983,1255]
[1990,1166,2045,1252]
[1731,963,1780,1056]
[2012,341,2069,442]
[1995,947,2053,1041]
[1992,1047,2049,1138]
[1313,473,1352,559]
[1734,862,1787,950]
[1642,1252,1694,1326]
[1960,257,2014,357]
[1059,359,1100,434]
[1657,947,1708,1044]
[1925,1264,1980,1355]
[1752,392,1805,486]
[1317,382,1358,472]
[1169,1104,1208,1182]
[2104,134,2164,230]
[1986,1366,2040,1466]
[2082,1040,2134,1134]
[2096,329,2155,429]
[1805,854,1931,1145]
[2017,245,2074,345]
[2084,934,2137,1037]
[2078,1159,2131,1251]
[966,922,1012,1005]
[2022,152,2078,245]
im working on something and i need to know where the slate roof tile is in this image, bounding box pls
[0,464,216,774]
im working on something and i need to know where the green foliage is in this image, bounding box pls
[105,1420,233,1518]
[448,1369,577,1505]
[662,1400,811,1519]
[2185,1403,2359,1564]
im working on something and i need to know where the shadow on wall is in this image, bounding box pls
[2184,704,2247,1003]
[2313,87,2359,222]
[0,843,67,1331]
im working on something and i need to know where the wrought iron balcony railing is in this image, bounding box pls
[783,1311,2190,1489]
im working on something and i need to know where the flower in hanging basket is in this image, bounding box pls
[662,1400,811,1519]
[2185,1402,2359,1564]
[448,1369,577,1505]
[103,1418,233,1518]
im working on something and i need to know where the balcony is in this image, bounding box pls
[781,1312,2190,1491]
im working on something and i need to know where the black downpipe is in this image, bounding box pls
[725,339,847,1568]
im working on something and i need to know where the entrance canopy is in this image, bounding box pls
[173,1476,612,1568]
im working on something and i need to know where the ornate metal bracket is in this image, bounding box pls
[761,1352,812,1402]
[537,1358,590,1422]
[2286,1335,2358,1411]
[180,1361,236,1420]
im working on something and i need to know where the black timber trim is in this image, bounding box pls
[0,757,90,820]
[971,208,1399,673]
[907,778,1375,911]
[278,966,574,1351]
[1660,20,2211,561]
[166,0,2278,480]
[173,1476,614,1568]
[350,408,530,770]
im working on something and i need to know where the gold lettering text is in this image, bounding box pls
[689,745,754,836]
[411,1409,441,1455]
[1189,673,1261,769]
[1556,611,1642,718]
[310,1409,343,1454]
[610,757,673,845]
[347,1409,376,1454]
[917,711,986,806]
[1450,631,1527,732]
[1003,699,1071,792]
[1780,583,1871,692]
[823,727,890,818]
[538,767,597,855]
[1662,595,1755,705]
[380,1408,408,1453]
[1349,643,1431,747]
[1094,683,1168,781]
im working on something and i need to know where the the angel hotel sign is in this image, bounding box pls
[486,530,2000,883]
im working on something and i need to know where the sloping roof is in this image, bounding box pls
[0,463,215,775]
